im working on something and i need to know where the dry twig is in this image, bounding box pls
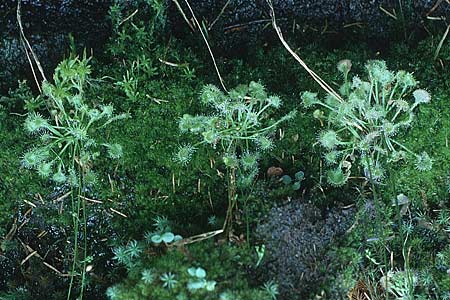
[266,0,343,102]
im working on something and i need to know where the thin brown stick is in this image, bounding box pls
[183,0,228,92]
[343,22,364,28]
[80,195,103,204]
[223,19,274,31]
[23,199,36,208]
[172,229,224,246]
[434,24,450,60]
[54,191,72,202]
[266,0,343,102]
[108,174,115,193]
[42,261,63,275]
[17,0,47,88]
[5,220,17,240]
[20,250,37,265]
[158,57,187,67]
[17,216,30,232]
[21,39,41,93]
[426,0,444,16]
[172,0,195,31]
[19,240,66,275]
[379,5,398,20]
[118,9,138,26]
[208,0,231,30]
[110,208,128,218]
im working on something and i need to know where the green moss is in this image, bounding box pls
[0,88,51,235]
[0,4,448,298]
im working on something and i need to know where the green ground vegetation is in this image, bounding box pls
[0,1,449,299]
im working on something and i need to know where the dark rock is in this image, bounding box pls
[168,0,449,53]
[0,0,114,92]
[255,200,355,299]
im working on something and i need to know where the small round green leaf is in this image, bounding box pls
[151,234,162,244]
[187,280,205,290]
[295,171,304,181]
[195,267,206,278]
[161,232,175,243]
[205,280,216,291]
[281,175,292,185]
[187,267,196,276]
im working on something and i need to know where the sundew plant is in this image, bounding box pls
[22,54,127,299]
[301,59,432,187]
[176,82,296,231]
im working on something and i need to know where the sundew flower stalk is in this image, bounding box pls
[21,54,127,300]
[176,81,296,233]
[301,59,432,186]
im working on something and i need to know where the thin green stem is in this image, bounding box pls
[79,168,87,300]
[365,154,389,300]
[67,143,78,300]
[390,139,415,155]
